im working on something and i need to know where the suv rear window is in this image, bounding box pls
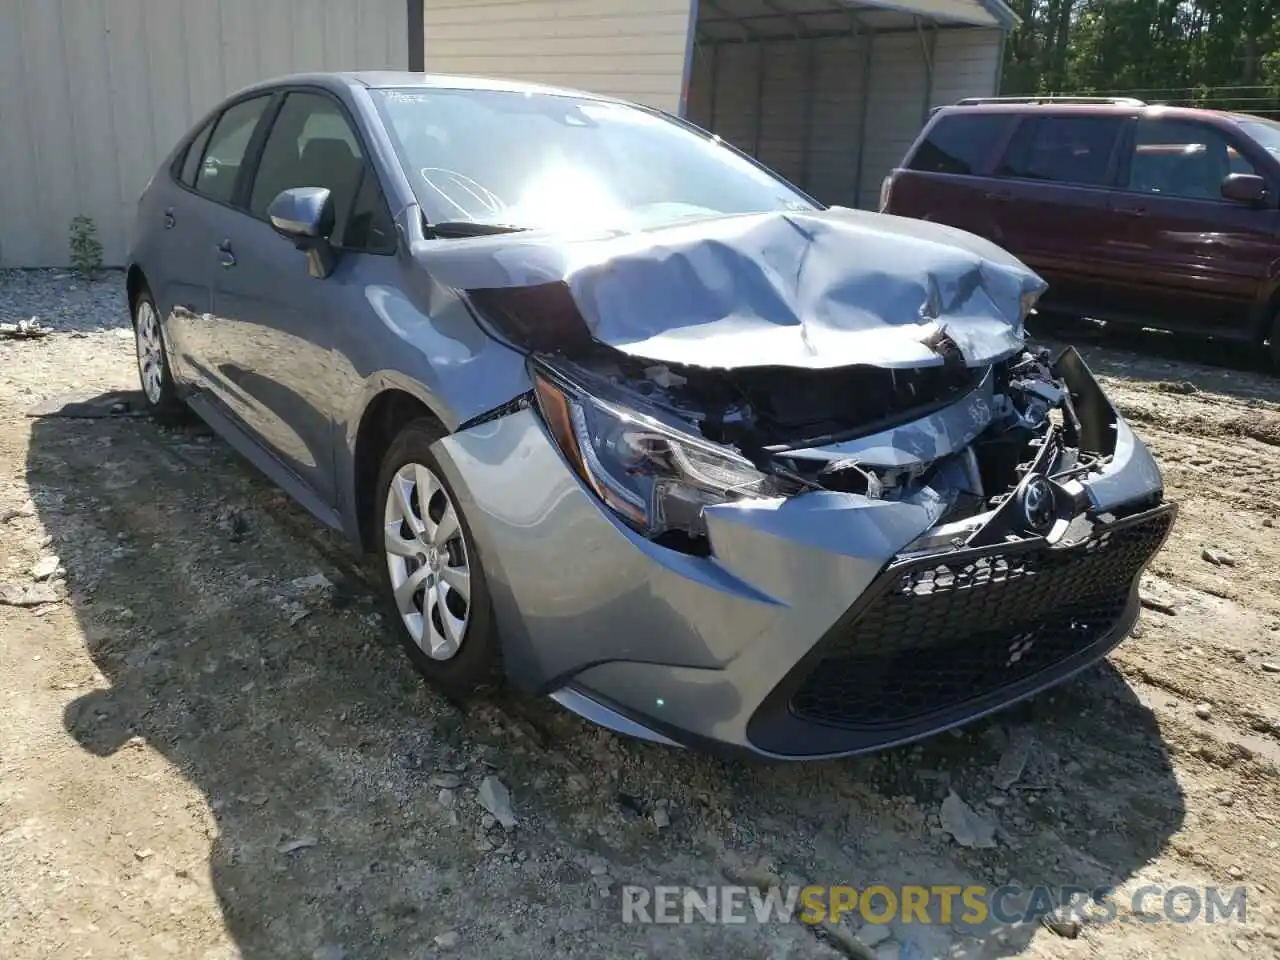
[908,114,1013,175]
[996,116,1124,187]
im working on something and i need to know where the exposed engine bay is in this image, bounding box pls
[532,339,1127,556]
[444,206,1139,557]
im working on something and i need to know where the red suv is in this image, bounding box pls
[882,97,1280,364]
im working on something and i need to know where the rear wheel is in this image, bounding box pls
[374,418,501,697]
[132,290,186,424]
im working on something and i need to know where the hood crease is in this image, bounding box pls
[412,207,1048,371]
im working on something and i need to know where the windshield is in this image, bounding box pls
[1236,118,1280,158]
[372,87,817,233]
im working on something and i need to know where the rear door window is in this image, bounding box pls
[192,95,273,205]
[179,119,216,187]
[1126,118,1254,200]
[908,114,1013,175]
[996,116,1124,187]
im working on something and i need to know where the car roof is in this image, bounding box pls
[227,70,622,106]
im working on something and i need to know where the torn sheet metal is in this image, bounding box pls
[412,207,1047,370]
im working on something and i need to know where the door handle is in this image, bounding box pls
[1117,207,1148,218]
[163,208,176,230]
[984,191,1012,202]
[217,238,236,268]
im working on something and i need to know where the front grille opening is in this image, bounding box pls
[789,507,1174,730]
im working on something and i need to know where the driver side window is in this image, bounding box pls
[1127,119,1255,200]
[248,91,395,254]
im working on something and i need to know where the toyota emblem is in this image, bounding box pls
[1019,475,1056,533]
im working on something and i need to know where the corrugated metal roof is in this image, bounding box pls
[695,0,1015,43]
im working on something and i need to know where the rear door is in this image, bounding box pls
[984,113,1129,314]
[1106,116,1280,335]
[884,111,1017,242]
[165,94,275,396]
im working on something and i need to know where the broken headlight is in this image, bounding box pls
[533,367,784,541]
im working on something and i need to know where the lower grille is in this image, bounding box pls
[790,505,1176,729]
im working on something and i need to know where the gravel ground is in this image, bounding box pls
[2,270,1280,959]
[0,269,130,332]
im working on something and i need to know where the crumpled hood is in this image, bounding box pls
[411,206,1048,370]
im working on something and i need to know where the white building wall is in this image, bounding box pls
[929,26,1004,106]
[423,0,695,113]
[0,0,408,268]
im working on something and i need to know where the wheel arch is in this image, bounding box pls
[125,264,149,316]
[350,385,448,552]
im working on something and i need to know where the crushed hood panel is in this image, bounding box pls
[413,207,1048,370]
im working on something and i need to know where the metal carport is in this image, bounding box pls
[685,0,1016,208]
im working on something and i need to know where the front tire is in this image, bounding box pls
[132,289,185,424]
[374,418,502,698]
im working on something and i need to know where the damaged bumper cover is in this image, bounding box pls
[431,346,1172,759]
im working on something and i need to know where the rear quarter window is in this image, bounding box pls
[908,114,1013,175]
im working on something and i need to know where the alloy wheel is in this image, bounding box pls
[383,462,472,660]
[134,300,165,405]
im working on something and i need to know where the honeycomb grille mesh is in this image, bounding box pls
[790,508,1175,729]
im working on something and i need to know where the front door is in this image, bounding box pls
[1105,116,1280,335]
[208,88,399,507]
[984,113,1130,317]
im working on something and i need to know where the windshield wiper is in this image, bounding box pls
[426,220,528,239]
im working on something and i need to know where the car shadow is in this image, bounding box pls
[34,394,1185,959]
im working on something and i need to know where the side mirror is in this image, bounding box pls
[1221,173,1267,205]
[268,187,338,278]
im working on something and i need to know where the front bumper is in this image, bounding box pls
[430,364,1173,760]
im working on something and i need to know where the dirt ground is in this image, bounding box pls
[3,273,1280,959]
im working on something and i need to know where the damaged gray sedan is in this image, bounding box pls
[127,72,1176,759]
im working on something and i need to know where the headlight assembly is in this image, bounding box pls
[532,365,786,542]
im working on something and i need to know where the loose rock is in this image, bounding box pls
[0,582,62,606]
[30,555,61,581]
[1139,592,1177,616]
[939,791,998,849]
[1195,703,1213,720]
[0,499,36,522]
[815,921,876,960]
[1202,547,1237,567]
[311,946,348,960]
[277,836,319,854]
[431,772,463,789]
[433,930,461,949]
[291,572,333,592]
[478,776,516,829]
[1262,663,1280,674]
[1042,908,1082,939]
[993,727,1035,790]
